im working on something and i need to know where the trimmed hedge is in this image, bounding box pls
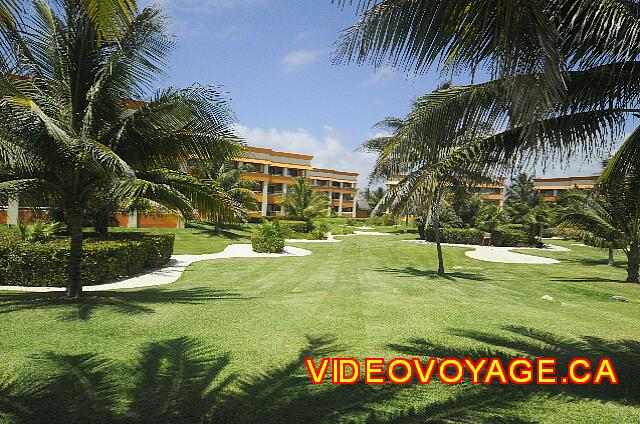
[251,221,285,253]
[425,227,485,245]
[0,232,174,287]
[280,220,314,234]
[490,226,529,247]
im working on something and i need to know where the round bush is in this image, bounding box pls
[251,221,285,253]
[0,232,174,287]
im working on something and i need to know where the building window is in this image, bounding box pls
[482,188,501,195]
[287,168,299,177]
[269,166,284,176]
[253,181,264,193]
[314,180,328,187]
[343,208,353,213]
[540,189,555,196]
[331,193,340,200]
[331,181,341,188]
[268,183,284,194]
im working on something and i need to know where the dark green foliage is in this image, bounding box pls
[251,221,285,253]
[379,213,398,226]
[490,226,529,247]
[0,233,174,287]
[425,228,484,245]
[279,220,314,234]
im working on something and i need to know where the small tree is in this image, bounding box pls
[280,178,330,221]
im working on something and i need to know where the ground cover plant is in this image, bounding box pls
[0,229,638,422]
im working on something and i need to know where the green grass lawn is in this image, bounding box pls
[0,229,638,423]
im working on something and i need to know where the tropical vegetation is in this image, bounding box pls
[557,175,640,282]
[337,1,640,282]
[0,1,245,296]
[280,177,329,221]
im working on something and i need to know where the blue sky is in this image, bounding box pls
[140,0,612,185]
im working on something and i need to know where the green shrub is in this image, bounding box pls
[18,221,61,242]
[366,215,381,226]
[345,218,365,226]
[491,226,529,247]
[379,214,398,226]
[425,227,485,245]
[0,232,174,287]
[251,221,285,253]
[280,220,314,233]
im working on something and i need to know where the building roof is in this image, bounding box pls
[245,146,313,161]
[310,168,359,177]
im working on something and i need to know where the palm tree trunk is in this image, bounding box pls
[627,242,639,283]
[608,248,616,266]
[94,210,109,239]
[434,212,445,275]
[66,207,84,297]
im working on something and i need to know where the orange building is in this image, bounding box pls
[533,175,599,202]
[236,147,359,217]
[1,147,361,228]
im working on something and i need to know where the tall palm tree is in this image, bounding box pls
[334,1,640,198]
[0,1,244,296]
[361,115,496,275]
[556,175,640,283]
[280,178,330,221]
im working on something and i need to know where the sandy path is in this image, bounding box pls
[405,240,569,264]
[0,244,311,293]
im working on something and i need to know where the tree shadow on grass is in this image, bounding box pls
[560,257,628,268]
[373,325,640,423]
[187,222,249,240]
[0,336,399,423]
[375,267,488,281]
[0,288,247,321]
[551,277,629,284]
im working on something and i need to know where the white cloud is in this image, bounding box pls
[280,49,326,73]
[237,125,377,186]
[363,66,395,86]
[293,30,316,43]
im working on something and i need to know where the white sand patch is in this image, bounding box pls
[0,244,311,293]
[357,226,375,230]
[404,240,567,264]
[572,243,588,247]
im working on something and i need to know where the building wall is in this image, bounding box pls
[238,147,360,218]
[534,175,598,202]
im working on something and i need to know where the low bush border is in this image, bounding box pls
[0,232,174,287]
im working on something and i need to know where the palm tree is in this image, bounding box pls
[280,178,329,221]
[364,186,385,212]
[361,115,496,275]
[0,1,244,296]
[334,1,640,199]
[190,161,259,226]
[0,0,138,40]
[556,175,640,283]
